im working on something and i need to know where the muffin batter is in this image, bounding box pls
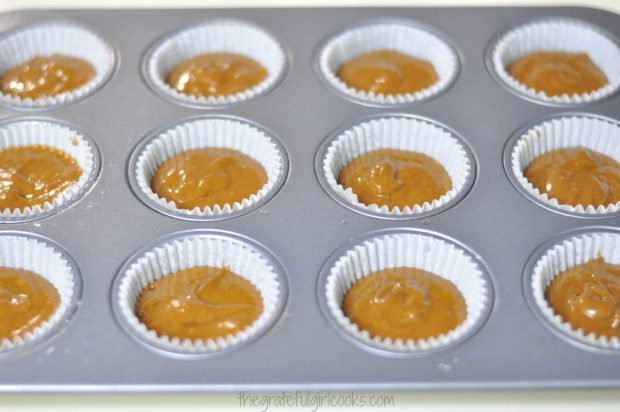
[0,267,60,341]
[166,52,267,98]
[337,49,439,95]
[508,52,608,96]
[338,148,452,210]
[0,145,82,211]
[135,266,263,341]
[343,267,467,341]
[152,147,267,210]
[0,54,95,99]
[524,147,620,208]
[547,256,620,339]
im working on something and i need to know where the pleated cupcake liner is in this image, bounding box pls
[318,22,459,105]
[0,23,115,108]
[322,116,471,215]
[134,117,284,217]
[324,232,489,352]
[116,234,282,354]
[492,19,620,104]
[511,115,620,215]
[145,21,286,106]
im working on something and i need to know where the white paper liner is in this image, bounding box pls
[531,232,620,350]
[322,116,471,215]
[318,23,458,105]
[0,235,76,352]
[117,235,281,354]
[0,120,96,219]
[492,19,620,104]
[0,23,115,108]
[325,232,488,352]
[511,115,620,215]
[135,117,283,217]
[146,21,286,106]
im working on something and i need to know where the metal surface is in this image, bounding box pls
[0,6,618,392]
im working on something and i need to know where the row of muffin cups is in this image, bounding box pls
[2,226,619,358]
[1,112,619,224]
[1,17,619,109]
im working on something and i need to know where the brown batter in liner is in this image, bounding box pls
[546,256,620,339]
[0,267,60,341]
[151,147,267,211]
[508,52,608,97]
[343,267,467,341]
[0,145,82,211]
[337,148,452,210]
[0,54,95,99]
[166,52,267,98]
[524,147,620,208]
[135,266,263,341]
[337,49,439,95]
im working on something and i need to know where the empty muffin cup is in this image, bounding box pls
[113,231,286,355]
[144,21,287,107]
[508,114,620,216]
[319,229,492,353]
[317,21,459,105]
[0,118,99,222]
[0,233,80,353]
[318,114,474,218]
[528,229,620,351]
[0,22,115,108]
[490,18,620,105]
[131,116,286,220]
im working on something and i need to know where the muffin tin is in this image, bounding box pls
[0,6,619,392]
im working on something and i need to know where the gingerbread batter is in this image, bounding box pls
[0,54,95,99]
[166,52,267,98]
[338,148,452,210]
[343,267,467,341]
[525,147,620,208]
[0,267,60,341]
[547,256,620,339]
[337,49,439,95]
[508,52,608,96]
[0,145,82,211]
[135,266,263,340]
[152,147,267,210]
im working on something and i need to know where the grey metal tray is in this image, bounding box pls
[0,6,619,393]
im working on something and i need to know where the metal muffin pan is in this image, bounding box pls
[0,6,619,392]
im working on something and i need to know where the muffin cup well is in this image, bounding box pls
[509,114,620,216]
[0,118,99,222]
[0,22,115,109]
[317,22,459,106]
[319,230,492,354]
[144,21,287,107]
[0,233,80,353]
[528,229,620,351]
[132,116,286,220]
[490,18,620,105]
[319,115,474,218]
[113,231,286,356]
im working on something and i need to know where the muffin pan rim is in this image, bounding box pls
[0,18,120,111]
[140,17,292,110]
[502,111,620,219]
[127,113,290,222]
[0,230,83,360]
[316,227,496,358]
[311,16,463,108]
[0,115,103,224]
[522,225,620,355]
[110,228,291,360]
[314,112,478,220]
[484,15,620,108]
